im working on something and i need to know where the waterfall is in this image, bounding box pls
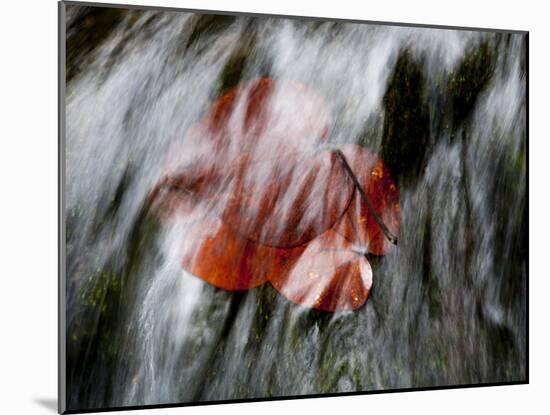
[64,6,526,410]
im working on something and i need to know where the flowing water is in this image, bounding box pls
[64,6,527,410]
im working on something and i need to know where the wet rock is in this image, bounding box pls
[381,49,430,186]
[66,5,131,81]
[448,40,497,129]
[215,24,273,97]
[182,14,237,53]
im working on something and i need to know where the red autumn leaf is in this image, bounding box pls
[146,78,400,311]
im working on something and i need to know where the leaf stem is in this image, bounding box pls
[334,149,398,246]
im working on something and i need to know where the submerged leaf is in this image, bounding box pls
[147,79,400,311]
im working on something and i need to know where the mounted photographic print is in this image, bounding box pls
[58,1,528,413]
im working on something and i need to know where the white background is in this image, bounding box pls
[0,0,546,413]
